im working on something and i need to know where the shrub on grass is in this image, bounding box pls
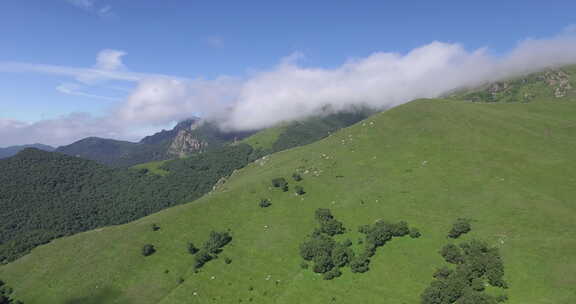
[194,250,213,269]
[410,228,422,238]
[259,198,272,208]
[294,185,305,195]
[188,242,199,254]
[142,244,156,256]
[271,177,287,188]
[448,218,471,239]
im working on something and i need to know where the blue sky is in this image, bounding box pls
[1,0,576,146]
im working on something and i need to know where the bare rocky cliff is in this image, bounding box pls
[167,129,209,157]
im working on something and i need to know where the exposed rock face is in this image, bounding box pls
[456,67,575,102]
[167,129,208,157]
[541,70,572,98]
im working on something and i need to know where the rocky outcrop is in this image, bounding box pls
[540,70,572,98]
[167,129,208,157]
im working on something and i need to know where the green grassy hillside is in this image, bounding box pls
[450,65,576,103]
[1,98,576,304]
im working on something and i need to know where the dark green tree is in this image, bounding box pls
[332,244,354,267]
[259,198,272,208]
[350,254,370,273]
[194,250,213,269]
[323,268,342,280]
[410,228,422,238]
[142,244,156,256]
[294,185,305,195]
[440,244,464,264]
[271,178,287,188]
[448,218,472,239]
[188,242,199,254]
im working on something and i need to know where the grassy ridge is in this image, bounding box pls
[2,99,576,303]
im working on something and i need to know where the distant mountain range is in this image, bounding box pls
[0,143,54,159]
[54,119,255,167]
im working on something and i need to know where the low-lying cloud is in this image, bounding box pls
[3,30,576,147]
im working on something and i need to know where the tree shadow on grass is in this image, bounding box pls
[64,287,128,304]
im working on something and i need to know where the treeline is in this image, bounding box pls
[0,145,254,262]
[0,279,22,304]
[260,110,371,154]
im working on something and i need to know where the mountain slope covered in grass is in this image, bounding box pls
[449,65,576,103]
[1,98,575,304]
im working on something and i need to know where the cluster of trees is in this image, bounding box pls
[0,280,23,304]
[300,209,417,279]
[271,172,305,196]
[0,145,254,262]
[189,231,233,270]
[300,231,352,279]
[315,209,346,236]
[421,239,508,304]
[448,218,472,239]
[355,219,419,271]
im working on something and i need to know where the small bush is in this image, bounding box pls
[259,198,272,208]
[271,177,287,188]
[225,257,232,264]
[409,228,421,238]
[323,268,342,280]
[151,223,160,231]
[292,173,303,181]
[391,221,410,237]
[188,242,199,254]
[294,185,305,195]
[142,244,156,256]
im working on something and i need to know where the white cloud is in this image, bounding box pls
[66,0,114,17]
[206,36,224,48]
[0,114,128,147]
[56,83,121,101]
[3,31,576,147]
[95,49,126,71]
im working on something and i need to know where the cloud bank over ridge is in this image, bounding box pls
[3,31,576,146]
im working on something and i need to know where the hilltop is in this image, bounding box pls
[1,96,575,303]
[0,144,54,159]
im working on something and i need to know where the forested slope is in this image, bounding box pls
[0,144,255,262]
